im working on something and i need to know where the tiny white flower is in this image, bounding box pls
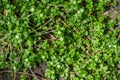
[108,45,111,48]
[40,14,43,17]
[50,62,53,65]
[60,37,63,41]
[42,56,45,59]
[80,9,84,13]
[77,10,80,14]
[57,65,60,68]
[25,59,28,62]
[58,31,61,34]
[95,58,98,61]
[113,45,116,48]
[73,1,76,4]
[13,67,16,70]
[15,35,19,39]
[30,7,34,12]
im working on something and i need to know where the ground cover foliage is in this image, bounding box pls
[0,0,120,80]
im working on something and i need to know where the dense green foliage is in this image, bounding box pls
[0,0,120,80]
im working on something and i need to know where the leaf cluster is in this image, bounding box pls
[0,0,120,80]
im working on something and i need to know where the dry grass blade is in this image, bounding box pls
[0,37,6,42]
[13,74,16,80]
[35,28,55,36]
[36,19,52,31]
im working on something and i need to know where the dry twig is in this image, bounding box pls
[28,68,39,80]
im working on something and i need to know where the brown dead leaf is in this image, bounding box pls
[49,34,56,41]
